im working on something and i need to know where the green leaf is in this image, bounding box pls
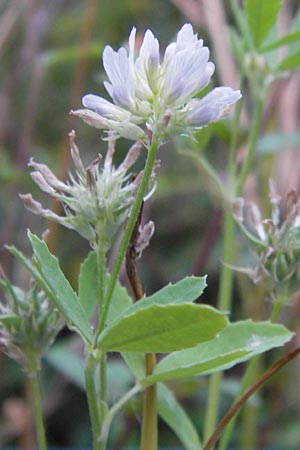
[106,276,133,325]
[157,383,202,450]
[277,51,300,71]
[261,30,300,53]
[104,280,144,379]
[7,245,50,290]
[142,320,293,384]
[141,276,207,306]
[122,276,207,319]
[78,251,99,319]
[98,303,228,353]
[0,314,21,328]
[246,0,282,47]
[98,273,143,379]
[78,249,133,323]
[28,231,93,344]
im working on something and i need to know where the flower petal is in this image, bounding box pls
[128,26,136,68]
[71,108,110,129]
[162,46,213,104]
[103,45,135,109]
[82,94,131,121]
[184,87,242,127]
[164,23,203,64]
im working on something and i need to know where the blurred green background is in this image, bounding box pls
[1,0,300,448]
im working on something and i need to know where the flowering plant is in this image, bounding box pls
[72,23,241,142]
[1,4,299,449]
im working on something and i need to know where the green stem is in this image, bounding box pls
[96,136,159,337]
[236,95,264,195]
[96,242,107,431]
[203,204,235,442]
[99,353,107,430]
[29,365,47,450]
[203,81,263,444]
[202,73,242,442]
[182,150,229,204]
[85,354,102,450]
[96,242,106,318]
[270,300,283,323]
[100,384,142,445]
[125,216,158,450]
[218,300,284,450]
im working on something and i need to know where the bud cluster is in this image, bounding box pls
[0,275,63,370]
[233,181,300,303]
[21,131,150,249]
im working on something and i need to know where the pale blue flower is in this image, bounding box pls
[74,23,241,141]
[183,87,242,126]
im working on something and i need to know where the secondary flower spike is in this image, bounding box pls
[72,23,242,141]
[232,180,300,304]
[20,131,156,249]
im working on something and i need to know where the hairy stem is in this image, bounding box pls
[125,203,158,450]
[100,384,142,445]
[29,365,47,450]
[97,136,159,337]
[236,95,264,195]
[85,354,102,450]
[96,241,107,432]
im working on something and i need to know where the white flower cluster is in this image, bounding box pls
[73,23,241,142]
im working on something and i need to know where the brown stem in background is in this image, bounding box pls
[171,0,204,27]
[0,0,58,256]
[200,0,238,88]
[203,347,300,450]
[125,202,157,450]
[193,208,223,275]
[46,0,99,253]
[126,201,145,301]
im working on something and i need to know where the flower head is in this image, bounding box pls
[20,131,155,249]
[0,274,63,370]
[232,180,300,303]
[73,23,241,142]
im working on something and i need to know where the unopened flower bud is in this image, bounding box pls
[135,221,155,259]
[22,132,156,250]
[288,227,300,259]
[232,181,300,304]
[274,251,290,282]
[0,275,63,370]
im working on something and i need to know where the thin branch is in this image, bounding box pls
[203,347,300,450]
[125,202,158,450]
